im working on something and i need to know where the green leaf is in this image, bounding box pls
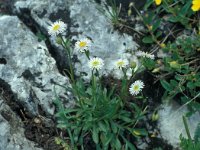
[180,0,192,16]
[121,135,136,150]
[195,81,200,87]
[170,79,178,88]
[152,19,161,32]
[115,138,122,149]
[125,140,136,150]
[156,31,162,38]
[144,0,154,10]
[118,114,133,123]
[98,121,108,132]
[101,133,114,146]
[142,36,154,44]
[36,32,47,42]
[194,123,200,142]
[110,121,118,133]
[142,58,156,70]
[160,80,173,91]
[168,16,179,23]
[92,126,99,144]
[187,82,195,89]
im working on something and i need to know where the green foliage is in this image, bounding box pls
[97,0,121,26]
[36,31,47,42]
[54,76,146,149]
[180,116,200,150]
[141,57,156,70]
[152,148,162,150]
[55,137,71,150]
[180,136,200,150]
[155,35,200,114]
[52,22,148,148]
[144,0,195,27]
[141,0,198,48]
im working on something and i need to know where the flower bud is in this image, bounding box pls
[157,59,162,65]
[130,61,137,69]
[56,37,63,45]
[129,2,134,7]
[133,130,141,136]
[128,9,132,16]
[160,43,166,48]
[169,61,180,69]
[152,113,159,121]
[152,68,160,73]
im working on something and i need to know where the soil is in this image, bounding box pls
[0,79,64,150]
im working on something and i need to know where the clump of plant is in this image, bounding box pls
[47,20,150,149]
[137,0,200,115]
[179,116,200,150]
[141,0,199,47]
[97,0,121,26]
[157,35,200,114]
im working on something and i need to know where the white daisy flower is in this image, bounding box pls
[136,51,155,60]
[48,20,67,36]
[115,59,129,69]
[75,38,92,52]
[88,57,104,70]
[129,80,144,96]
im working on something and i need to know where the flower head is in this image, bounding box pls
[136,51,155,60]
[48,20,67,36]
[154,0,162,5]
[192,0,200,11]
[129,80,144,96]
[75,38,92,52]
[115,59,129,69]
[88,57,104,70]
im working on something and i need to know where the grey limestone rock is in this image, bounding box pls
[0,99,43,150]
[158,101,200,149]
[0,15,72,116]
[14,0,139,80]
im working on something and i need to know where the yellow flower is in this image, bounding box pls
[192,0,200,11]
[155,0,162,5]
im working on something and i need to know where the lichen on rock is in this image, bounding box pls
[0,15,73,116]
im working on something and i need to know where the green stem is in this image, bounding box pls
[84,50,90,60]
[182,115,192,140]
[120,68,128,101]
[133,106,148,128]
[60,36,75,83]
[92,70,97,104]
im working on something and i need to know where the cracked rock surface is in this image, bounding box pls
[0,15,72,116]
[0,98,43,150]
[158,101,200,148]
[14,0,139,80]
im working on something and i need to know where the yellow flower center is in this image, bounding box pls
[117,61,124,67]
[79,41,87,47]
[133,85,139,91]
[53,24,60,31]
[92,61,100,66]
